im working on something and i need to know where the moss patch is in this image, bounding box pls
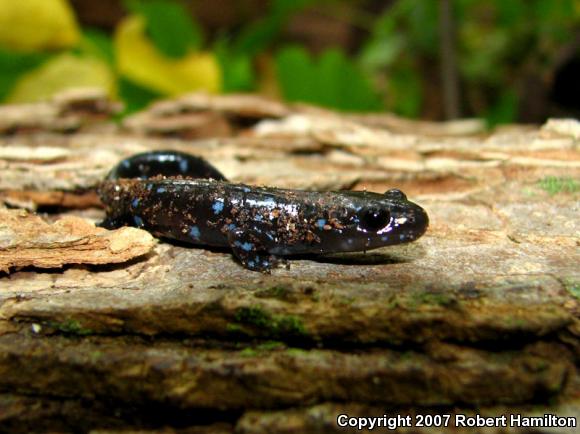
[234,305,308,338]
[285,348,308,356]
[253,285,320,302]
[239,348,258,357]
[568,284,580,299]
[226,323,243,333]
[254,285,291,300]
[537,176,579,195]
[563,280,580,299]
[256,340,286,351]
[405,291,457,308]
[48,319,93,336]
[239,341,286,357]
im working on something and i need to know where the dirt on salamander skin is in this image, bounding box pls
[99,172,427,272]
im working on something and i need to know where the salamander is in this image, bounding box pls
[99,150,429,272]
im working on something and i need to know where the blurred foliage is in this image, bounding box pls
[456,0,579,124]
[125,0,204,57]
[359,0,438,117]
[0,0,578,123]
[360,0,579,123]
[0,0,79,51]
[114,13,220,96]
[6,53,115,103]
[276,46,382,111]
[0,50,50,101]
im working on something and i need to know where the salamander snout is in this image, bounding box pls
[351,196,429,249]
[399,202,429,242]
[382,188,428,241]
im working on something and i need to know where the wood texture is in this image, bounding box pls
[0,91,578,432]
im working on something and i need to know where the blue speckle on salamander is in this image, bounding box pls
[99,150,429,272]
[234,241,254,252]
[189,226,201,240]
[212,200,224,214]
[179,159,188,173]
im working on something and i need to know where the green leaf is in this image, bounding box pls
[214,39,255,92]
[234,17,283,57]
[340,61,383,112]
[0,49,50,101]
[275,46,316,103]
[484,89,518,126]
[126,0,203,58]
[406,0,438,54]
[388,66,422,118]
[359,34,405,71]
[6,53,115,103]
[275,46,382,112]
[272,0,315,15]
[80,28,115,65]
[496,0,526,27]
[460,26,509,84]
[118,77,160,115]
[317,49,347,108]
[233,0,313,56]
[533,0,577,23]
[532,0,578,44]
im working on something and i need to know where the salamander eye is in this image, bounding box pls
[384,189,407,201]
[360,208,391,231]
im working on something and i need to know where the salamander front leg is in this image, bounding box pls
[227,228,284,272]
[98,215,130,229]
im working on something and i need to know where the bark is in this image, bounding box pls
[0,91,578,432]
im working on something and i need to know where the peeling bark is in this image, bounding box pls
[0,92,578,432]
[0,209,155,272]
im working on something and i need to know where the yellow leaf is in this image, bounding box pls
[0,0,80,51]
[115,15,221,96]
[6,53,115,103]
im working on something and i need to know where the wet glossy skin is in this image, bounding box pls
[106,150,227,181]
[99,151,429,272]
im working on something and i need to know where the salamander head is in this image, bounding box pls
[318,188,429,253]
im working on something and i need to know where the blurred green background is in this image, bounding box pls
[1,0,579,125]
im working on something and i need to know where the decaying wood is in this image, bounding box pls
[0,208,155,272]
[0,334,571,408]
[124,93,291,138]
[0,88,121,135]
[0,91,578,432]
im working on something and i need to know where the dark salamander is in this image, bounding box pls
[99,150,429,272]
